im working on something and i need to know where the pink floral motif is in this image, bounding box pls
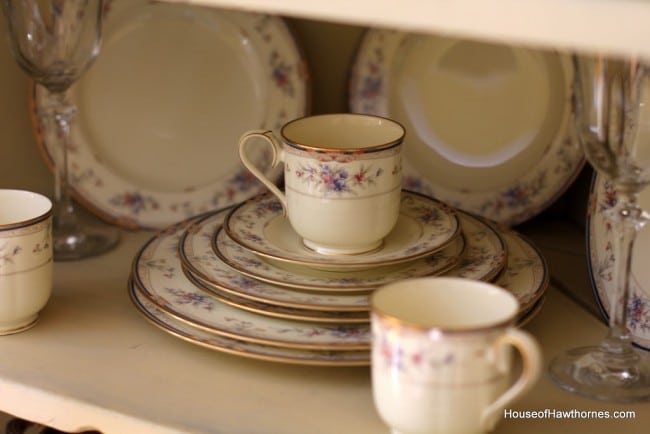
[628,293,650,333]
[294,163,383,194]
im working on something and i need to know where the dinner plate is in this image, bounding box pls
[213,224,465,292]
[517,295,546,328]
[587,174,650,349]
[223,190,460,270]
[181,207,503,309]
[494,229,549,312]
[349,30,584,225]
[128,280,370,366]
[31,0,309,229]
[131,214,370,350]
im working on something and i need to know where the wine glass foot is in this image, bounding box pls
[53,225,120,261]
[549,345,650,402]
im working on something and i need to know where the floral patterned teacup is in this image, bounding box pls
[238,113,405,255]
[0,190,53,334]
[371,277,542,434]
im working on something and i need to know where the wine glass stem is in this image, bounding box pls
[603,188,645,363]
[49,89,79,233]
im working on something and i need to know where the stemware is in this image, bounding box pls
[549,54,650,401]
[1,0,118,260]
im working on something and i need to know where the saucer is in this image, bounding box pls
[214,225,465,292]
[223,190,460,271]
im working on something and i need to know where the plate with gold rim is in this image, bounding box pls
[213,224,465,292]
[31,0,309,229]
[494,229,549,313]
[180,210,370,311]
[445,211,507,282]
[349,29,584,226]
[131,213,370,350]
[186,270,370,324]
[128,280,370,366]
[223,190,460,270]
[181,207,503,311]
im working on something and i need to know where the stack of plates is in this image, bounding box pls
[129,190,549,366]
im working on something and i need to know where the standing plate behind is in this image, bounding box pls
[31,0,309,229]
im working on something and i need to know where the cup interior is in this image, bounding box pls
[372,277,519,330]
[281,113,404,150]
[0,190,52,226]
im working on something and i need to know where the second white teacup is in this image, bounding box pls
[238,113,405,256]
[0,189,53,334]
[371,277,542,434]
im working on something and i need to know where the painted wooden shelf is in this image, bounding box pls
[161,0,650,59]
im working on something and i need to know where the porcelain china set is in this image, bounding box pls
[127,186,549,366]
[25,2,568,364]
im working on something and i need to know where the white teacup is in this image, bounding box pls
[238,113,405,255]
[0,190,53,334]
[371,277,542,434]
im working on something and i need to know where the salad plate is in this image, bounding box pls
[131,216,370,350]
[213,224,465,292]
[587,174,650,349]
[186,271,370,324]
[31,0,309,229]
[180,209,370,311]
[445,212,506,282]
[128,280,370,366]
[223,190,460,270]
[349,30,584,226]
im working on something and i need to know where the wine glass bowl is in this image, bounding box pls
[2,0,118,260]
[549,54,650,402]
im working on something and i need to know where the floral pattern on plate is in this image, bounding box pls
[187,271,370,324]
[223,190,460,270]
[128,281,370,366]
[348,29,584,226]
[182,207,506,310]
[31,0,309,229]
[588,174,650,349]
[494,229,549,312]
[213,224,465,292]
[445,212,507,282]
[180,211,370,311]
[131,214,370,350]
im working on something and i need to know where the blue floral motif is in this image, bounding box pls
[294,163,383,194]
[628,292,650,333]
[0,243,22,269]
[166,287,214,311]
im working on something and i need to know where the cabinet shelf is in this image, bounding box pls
[162,0,650,59]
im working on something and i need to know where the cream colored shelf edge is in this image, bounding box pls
[161,0,650,59]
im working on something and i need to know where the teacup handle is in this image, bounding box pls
[480,328,542,432]
[238,130,288,214]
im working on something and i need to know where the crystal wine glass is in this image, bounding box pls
[549,54,650,401]
[1,0,118,260]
